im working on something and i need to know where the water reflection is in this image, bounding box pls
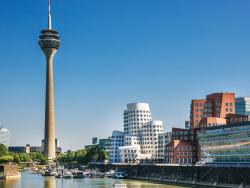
[0,173,184,188]
[44,177,56,188]
[0,179,19,188]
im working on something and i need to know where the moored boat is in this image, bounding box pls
[94,172,105,178]
[63,171,73,179]
[114,171,127,179]
[73,171,85,178]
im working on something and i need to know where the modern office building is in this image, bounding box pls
[9,139,62,154]
[165,140,193,164]
[9,145,31,153]
[98,138,111,149]
[85,137,111,150]
[185,121,191,129]
[108,103,167,163]
[123,103,152,136]
[199,117,227,127]
[117,103,166,163]
[38,0,61,160]
[141,120,164,158]
[119,120,166,163]
[225,114,250,124]
[119,145,145,163]
[165,127,199,164]
[197,121,250,166]
[92,137,98,145]
[119,103,152,162]
[190,93,235,128]
[190,99,206,128]
[109,131,124,163]
[157,132,171,162]
[171,128,193,141]
[236,97,250,116]
[0,128,10,147]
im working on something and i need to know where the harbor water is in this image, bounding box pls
[0,173,185,188]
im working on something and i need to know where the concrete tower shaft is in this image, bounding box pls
[38,0,61,160]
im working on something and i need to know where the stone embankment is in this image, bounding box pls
[89,163,250,188]
[0,164,21,180]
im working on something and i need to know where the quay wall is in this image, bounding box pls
[0,164,20,179]
[89,163,250,187]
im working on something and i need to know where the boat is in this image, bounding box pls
[113,182,127,188]
[114,171,127,179]
[55,171,63,178]
[63,171,73,179]
[94,172,105,178]
[43,170,55,176]
[55,174,63,178]
[105,170,116,178]
[50,171,58,176]
[73,171,85,178]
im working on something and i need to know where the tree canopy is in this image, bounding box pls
[0,144,47,164]
[0,144,8,156]
[57,146,108,165]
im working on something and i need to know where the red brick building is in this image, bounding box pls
[190,99,206,128]
[199,117,226,127]
[190,93,235,128]
[165,128,199,164]
[165,140,193,164]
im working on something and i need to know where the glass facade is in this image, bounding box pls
[0,128,10,147]
[236,97,250,116]
[197,122,250,165]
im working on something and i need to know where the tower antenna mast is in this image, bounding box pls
[48,0,52,29]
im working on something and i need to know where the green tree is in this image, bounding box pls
[9,153,21,163]
[19,153,31,162]
[57,146,109,165]
[0,155,13,163]
[30,152,47,164]
[98,149,108,161]
[0,144,8,156]
[75,149,87,164]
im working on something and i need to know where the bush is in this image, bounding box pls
[0,155,13,163]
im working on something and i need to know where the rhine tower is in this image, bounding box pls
[38,0,61,160]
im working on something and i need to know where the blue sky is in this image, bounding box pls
[0,0,250,150]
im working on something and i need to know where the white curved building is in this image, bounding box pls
[141,120,164,158]
[108,103,168,163]
[119,103,166,162]
[109,131,124,163]
[123,103,152,136]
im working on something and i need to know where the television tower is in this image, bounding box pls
[38,0,61,160]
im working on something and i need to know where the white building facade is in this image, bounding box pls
[108,131,124,163]
[141,120,164,159]
[157,132,171,161]
[0,128,10,148]
[119,103,167,163]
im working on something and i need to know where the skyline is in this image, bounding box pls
[1,0,250,150]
